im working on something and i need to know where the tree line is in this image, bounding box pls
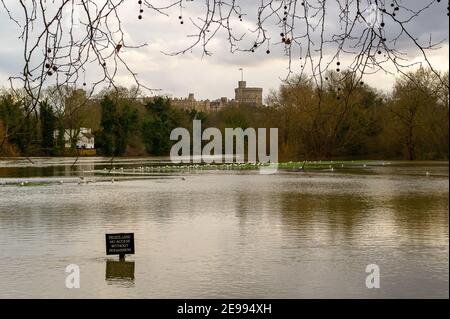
[0,68,448,161]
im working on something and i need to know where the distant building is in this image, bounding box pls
[170,78,263,112]
[210,97,229,112]
[75,128,95,150]
[171,93,210,113]
[54,127,96,155]
[235,81,263,106]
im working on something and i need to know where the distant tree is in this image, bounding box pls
[266,71,384,159]
[0,119,18,156]
[141,97,183,156]
[96,96,139,156]
[187,109,208,123]
[388,68,449,160]
[222,107,250,130]
[1,1,448,157]
[39,100,57,155]
[54,124,66,156]
[1,0,446,110]
[115,104,139,156]
[0,94,38,155]
[97,96,117,156]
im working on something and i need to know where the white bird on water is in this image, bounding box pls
[111,178,115,184]
[426,171,430,177]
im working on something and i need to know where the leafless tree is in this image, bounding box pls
[0,0,448,153]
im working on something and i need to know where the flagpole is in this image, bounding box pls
[239,68,244,81]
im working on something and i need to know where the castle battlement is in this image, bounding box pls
[171,80,263,112]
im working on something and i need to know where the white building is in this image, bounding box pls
[54,128,95,150]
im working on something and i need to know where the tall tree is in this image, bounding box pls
[39,100,56,155]
[97,96,139,156]
[141,97,183,156]
[388,68,448,160]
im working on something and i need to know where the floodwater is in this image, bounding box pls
[0,158,448,298]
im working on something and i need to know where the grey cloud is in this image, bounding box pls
[0,0,448,98]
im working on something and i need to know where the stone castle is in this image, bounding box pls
[170,80,263,112]
[235,81,263,106]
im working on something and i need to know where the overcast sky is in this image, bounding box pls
[0,1,448,101]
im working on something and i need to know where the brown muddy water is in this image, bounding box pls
[0,158,448,298]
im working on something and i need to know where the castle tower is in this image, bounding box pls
[235,80,263,106]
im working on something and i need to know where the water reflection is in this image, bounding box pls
[105,260,135,287]
[0,157,171,178]
[0,159,448,298]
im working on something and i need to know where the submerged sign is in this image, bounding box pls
[105,233,135,256]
